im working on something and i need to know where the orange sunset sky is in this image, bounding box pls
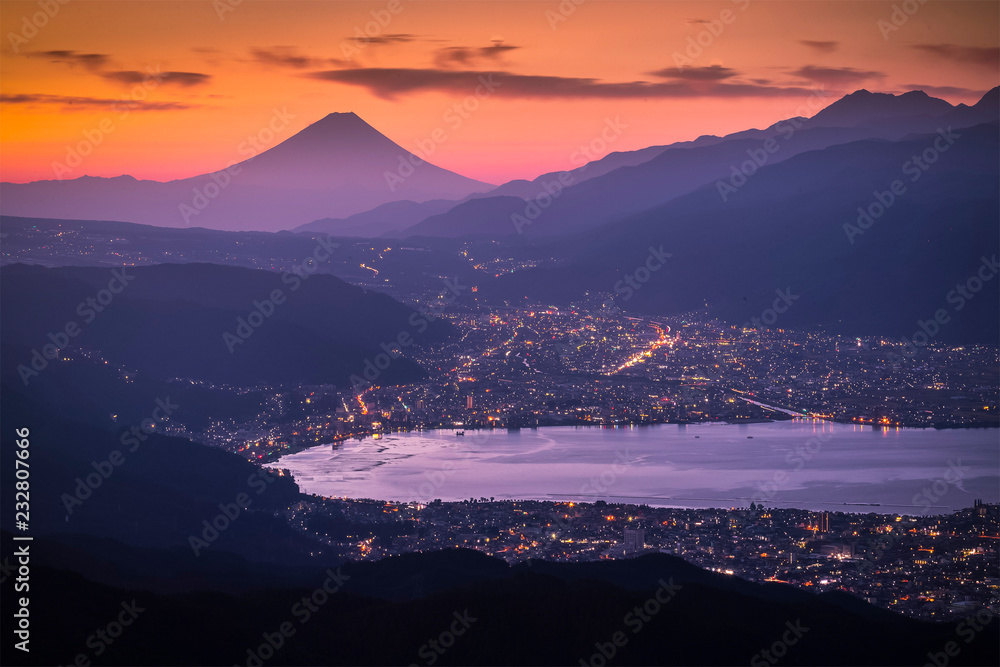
[1,0,997,185]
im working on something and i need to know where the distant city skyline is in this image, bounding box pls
[1,0,997,184]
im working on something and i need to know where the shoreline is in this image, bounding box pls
[263,421,1000,515]
[260,416,999,464]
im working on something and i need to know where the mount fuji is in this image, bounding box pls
[0,112,492,232]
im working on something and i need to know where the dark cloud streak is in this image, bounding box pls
[0,93,196,111]
[902,83,988,98]
[250,46,347,69]
[799,40,839,53]
[350,33,416,45]
[101,71,211,87]
[27,50,110,70]
[309,67,822,100]
[790,65,883,87]
[912,44,1000,68]
[434,43,519,68]
[649,65,737,81]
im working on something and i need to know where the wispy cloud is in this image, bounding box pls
[902,83,988,98]
[650,65,738,81]
[309,67,819,100]
[790,65,884,88]
[250,46,347,69]
[0,93,196,111]
[101,70,211,87]
[911,44,1000,68]
[348,33,416,46]
[799,40,839,54]
[26,50,110,70]
[434,42,519,68]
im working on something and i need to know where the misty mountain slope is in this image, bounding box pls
[397,195,532,237]
[396,87,998,240]
[397,124,939,239]
[0,113,493,232]
[0,263,451,386]
[486,122,999,343]
[295,127,732,237]
[293,129,724,238]
[294,197,460,236]
[483,134,728,199]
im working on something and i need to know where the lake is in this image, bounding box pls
[268,420,999,514]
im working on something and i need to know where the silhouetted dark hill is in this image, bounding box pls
[810,88,955,127]
[1,262,450,386]
[484,122,1000,344]
[4,541,996,666]
[0,390,315,564]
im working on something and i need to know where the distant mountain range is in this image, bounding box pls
[2,89,995,238]
[0,112,492,232]
[394,87,998,239]
[2,87,996,343]
[484,121,1000,343]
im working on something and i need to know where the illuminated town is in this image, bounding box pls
[146,301,996,463]
[271,492,999,622]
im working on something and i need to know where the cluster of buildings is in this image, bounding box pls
[175,301,996,464]
[276,494,999,621]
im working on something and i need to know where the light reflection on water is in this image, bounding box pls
[268,420,999,514]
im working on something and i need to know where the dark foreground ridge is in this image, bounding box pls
[3,534,998,666]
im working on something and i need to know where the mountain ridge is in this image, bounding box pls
[0,113,493,231]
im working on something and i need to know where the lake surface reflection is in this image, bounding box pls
[269,420,999,514]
